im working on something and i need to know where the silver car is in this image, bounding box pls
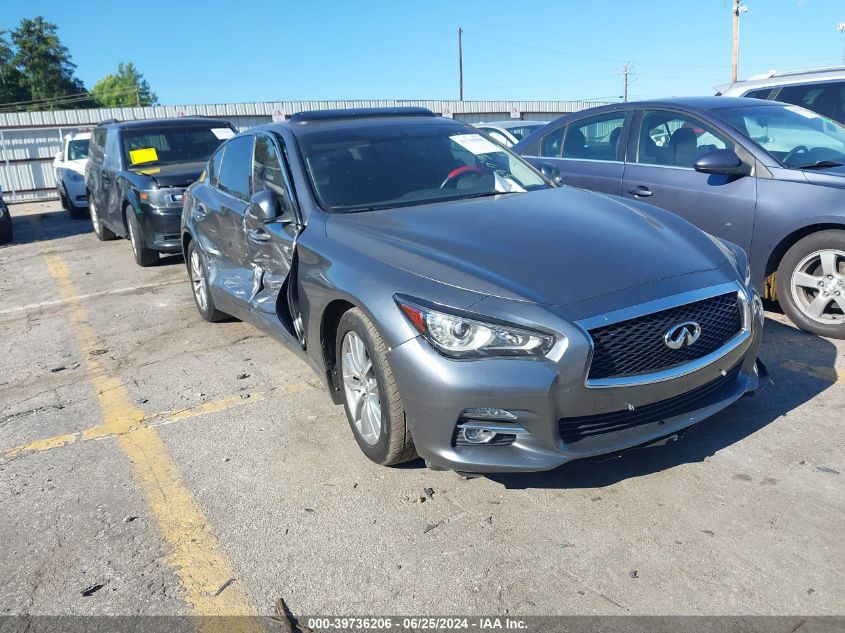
[181,107,766,473]
[475,120,546,147]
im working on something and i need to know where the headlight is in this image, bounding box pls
[396,296,555,358]
[67,171,84,183]
[139,187,184,208]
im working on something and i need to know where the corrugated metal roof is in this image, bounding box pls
[0,100,611,129]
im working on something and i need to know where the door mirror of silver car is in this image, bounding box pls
[694,150,751,177]
[538,162,563,185]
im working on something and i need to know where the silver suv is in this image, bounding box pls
[716,66,845,123]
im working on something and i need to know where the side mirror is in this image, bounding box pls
[246,189,281,223]
[246,189,295,225]
[55,151,64,163]
[538,162,563,185]
[694,149,751,176]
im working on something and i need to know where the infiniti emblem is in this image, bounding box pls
[663,321,702,350]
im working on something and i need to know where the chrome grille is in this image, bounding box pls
[587,293,743,381]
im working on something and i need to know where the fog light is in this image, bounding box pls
[461,427,497,444]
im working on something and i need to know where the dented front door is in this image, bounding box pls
[244,133,304,346]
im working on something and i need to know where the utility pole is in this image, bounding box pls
[732,0,748,83]
[620,62,633,102]
[135,84,141,107]
[458,27,463,101]
[838,22,845,65]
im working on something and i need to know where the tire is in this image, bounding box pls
[89,197,116,241]
[125,206,159,267]
[186,241,227,322]
[776,229,845,339]
[336,308,416,466]
[0,216,12,245]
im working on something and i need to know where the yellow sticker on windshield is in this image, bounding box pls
[129,147,158,165]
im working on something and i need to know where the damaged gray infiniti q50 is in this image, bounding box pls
[181,107,766,473]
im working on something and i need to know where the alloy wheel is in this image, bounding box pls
[790,249,845,325]
[190,249,208,313]
[341,331,382,446]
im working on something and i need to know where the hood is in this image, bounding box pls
[800,164,845,189]
[131,161,205,188]
[326,187,733,306]
[62,158,88,174]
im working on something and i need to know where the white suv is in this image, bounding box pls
[716,67,845,123]
[53,131,92,219]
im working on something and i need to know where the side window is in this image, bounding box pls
[743,88,773,100]
[540,126,565,157]
[253,135,287,194]
[208,146,225,186]
[483,129,512,147]
[636,110,733,169]
[104,130,122,170]
[217,135,253,201]
[90,129,106,163]
[776,81,844,122]
[562,112,626,161]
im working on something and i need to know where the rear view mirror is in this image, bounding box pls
[694,149,751,177]
[538,162,563,185]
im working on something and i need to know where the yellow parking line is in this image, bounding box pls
[40,252,265,623]
[780,359,844,383]
[0,392,262,462]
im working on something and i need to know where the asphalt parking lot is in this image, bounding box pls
[0,201,843,620]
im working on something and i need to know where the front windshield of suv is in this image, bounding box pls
[298,122,550,212]
[714,103,845,169]
[122,125,230,168]
[67,138,89,161]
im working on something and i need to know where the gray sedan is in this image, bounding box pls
[514,97,845,338]
[181,107,765,473]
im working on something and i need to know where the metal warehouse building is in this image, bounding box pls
[0,99,607,202]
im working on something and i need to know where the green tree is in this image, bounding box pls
[10,16,91,109]
[0,30,30,106]
[92,62,158,107]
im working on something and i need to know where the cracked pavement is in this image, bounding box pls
[0,202,843,618]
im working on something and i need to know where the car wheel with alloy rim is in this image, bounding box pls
[777,230,845,339]
[186,240,227,322]
[336,308,416,465]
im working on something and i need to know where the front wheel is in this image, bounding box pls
[777,230,845,339]
[336,308,416,466]
[126,206,159,267]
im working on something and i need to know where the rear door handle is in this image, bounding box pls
[628,185,653,197]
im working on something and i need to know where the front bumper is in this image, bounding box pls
[138,204,182,253]
[388,291,765,473]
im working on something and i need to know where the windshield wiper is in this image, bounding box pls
[794,160,845,170]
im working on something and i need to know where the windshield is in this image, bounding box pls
[713,104,845,168]
[298,122,550,212]
[122,125,230,168]
[67,139,89,161]
[506,124,543,141]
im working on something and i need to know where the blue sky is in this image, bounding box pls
[3,0,844,105]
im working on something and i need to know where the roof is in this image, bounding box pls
[715,66,845,94]
[476,120,546,129]
[259,108,466,136]
[98,117,233,129]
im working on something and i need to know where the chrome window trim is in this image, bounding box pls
[576,282,751,389]
[523,154,624,165]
